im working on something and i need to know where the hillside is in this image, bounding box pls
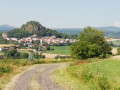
[7,21,77,39]
[21,21,45,33]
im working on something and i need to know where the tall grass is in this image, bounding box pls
[0,58,74,90]
[51,59,120,90]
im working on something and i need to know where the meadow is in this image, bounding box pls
[45,46,70,55]
[51,59,120,90]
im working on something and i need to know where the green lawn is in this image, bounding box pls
[45,46,70,55]
[51,60,120,90]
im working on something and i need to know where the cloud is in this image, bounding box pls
[114,22,120,27]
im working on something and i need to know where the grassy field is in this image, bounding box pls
[51,59,120,90]
[45,46,70,55]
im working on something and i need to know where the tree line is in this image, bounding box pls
[7,28,77,39]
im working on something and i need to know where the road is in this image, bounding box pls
[8,64,65,90]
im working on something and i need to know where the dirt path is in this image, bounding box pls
[9,64,65,90]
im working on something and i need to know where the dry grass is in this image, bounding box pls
[0,66,30,90]
[0,44,14,48]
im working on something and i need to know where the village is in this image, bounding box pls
[0,32,76,51]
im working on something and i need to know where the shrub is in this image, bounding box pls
[33,53,45,59]
[117,48,120,55]
[40,55,45,58]
[0,65,12,77]
[33,60,46,64]
[99,54,106,59]
[20,53,29,59]
[55,55,70,59]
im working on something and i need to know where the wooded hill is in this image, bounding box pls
[7,21,77,39]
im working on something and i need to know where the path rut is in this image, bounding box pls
[13,64,64,90]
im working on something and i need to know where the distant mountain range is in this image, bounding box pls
[0,25,16,32]
[1,24,120,38]
[55,26,120,34]
[55,26,120,38]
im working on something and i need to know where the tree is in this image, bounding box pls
[7,29,31,38]
[71,27,111,59]
[6,49,18,58]
[6,49,29,59]
[33,53,40,59]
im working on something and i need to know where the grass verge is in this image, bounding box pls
[51,59,120,90]
[0,58,74,90]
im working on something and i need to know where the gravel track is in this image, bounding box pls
[13,64,64,90]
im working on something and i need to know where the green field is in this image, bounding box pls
[109,40,120,47]
[111,40,120,45]
[45,46,70,55]
[51,60,120,90]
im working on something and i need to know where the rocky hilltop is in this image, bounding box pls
[21,21,45,33]
[7,21,77,39]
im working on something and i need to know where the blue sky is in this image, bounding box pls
[0,0,120,28]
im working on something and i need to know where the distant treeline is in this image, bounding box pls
[7,28,77,39]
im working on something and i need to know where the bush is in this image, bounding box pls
[33,53,45,59]
[33,60,46,64]
[55,55,70,59]
[40,55,45,58]
[117,48,120,55]
[0,65,12,77]
[99,54,106,59]
[20,53,29,59]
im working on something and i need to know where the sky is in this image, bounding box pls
[0,0,120,28]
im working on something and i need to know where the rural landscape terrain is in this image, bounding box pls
[0,21,120,90]
[1,0,120,90]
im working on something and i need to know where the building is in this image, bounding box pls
[2,33,8,39]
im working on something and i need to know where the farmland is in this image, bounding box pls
[45,46,70,55]
[0,44,14,47]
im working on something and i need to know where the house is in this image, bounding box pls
[2,33,8,39]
